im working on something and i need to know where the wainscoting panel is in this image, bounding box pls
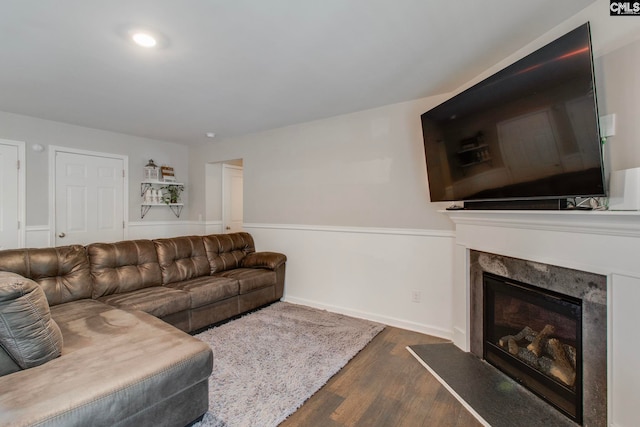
[25,226,50,248]
[128,221,206,240]
[244,223,456,339]
[204,221,223,235]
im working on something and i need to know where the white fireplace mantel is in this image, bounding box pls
[444,209,640,427]
[446,209,640,237]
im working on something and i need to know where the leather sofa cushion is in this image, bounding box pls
[0,272,63,371]
[241,251,287,270]
[216,268,276,294]
[0,300,213,426]
[166,276,239,308]
[0,245,92,306]
[97,287,191,318]
[154,236,210,285]
[87,240,162,298]
[203,232,256,273]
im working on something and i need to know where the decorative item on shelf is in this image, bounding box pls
[160,165,176,182]
[143,187,153,204]
[161,184,184,204]
[144,159,160,181]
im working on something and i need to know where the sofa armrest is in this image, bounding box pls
[240,252,287,270]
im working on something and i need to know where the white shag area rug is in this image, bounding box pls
[192,301,384,427]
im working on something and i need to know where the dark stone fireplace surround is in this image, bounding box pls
[469,250,607,427]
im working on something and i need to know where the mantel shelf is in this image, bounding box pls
[441,209,640,238]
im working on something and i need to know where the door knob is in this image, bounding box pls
[225,226,231,230]
[58,232,66,238]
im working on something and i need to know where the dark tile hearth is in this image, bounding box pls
[409,343,578,427]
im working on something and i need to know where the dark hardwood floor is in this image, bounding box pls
[280,326,482,427]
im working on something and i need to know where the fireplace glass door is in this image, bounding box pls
[483,272,583,424]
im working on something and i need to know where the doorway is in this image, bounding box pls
[0,139,25,249]
[223,164,243,233]
[205,160,243,234]
[50,146,127,246]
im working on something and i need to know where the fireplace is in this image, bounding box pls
[469,251,607,426]
[483,272,583,423]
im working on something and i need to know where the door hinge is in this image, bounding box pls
[17,221,20,230]
[16,160,20,170]
[123,221,125,229]
[122,170,125,178]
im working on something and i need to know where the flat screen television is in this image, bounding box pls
[421,22,605,208]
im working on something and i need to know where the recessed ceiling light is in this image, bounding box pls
[131,32,157,48]
[121,26,168,49]
[205,132,216,138]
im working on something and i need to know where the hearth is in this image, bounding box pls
[483,272,583,423]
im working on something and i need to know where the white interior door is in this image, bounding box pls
[54,150,125,245]
[0,142,21,249]
[222,165,243,233]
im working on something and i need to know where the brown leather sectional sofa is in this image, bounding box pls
[0,232,286,426]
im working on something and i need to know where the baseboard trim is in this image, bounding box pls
[452,326,468,352]
[283,296,453,340]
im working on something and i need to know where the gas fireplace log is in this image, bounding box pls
[543,340,577,370]
[517,347,540,367]
[499,326,535,353]
[564,344,577,369]
[527,324,555,357]
[547,338,576,387]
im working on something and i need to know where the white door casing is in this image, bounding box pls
[222,164,243,233]
[50,147,127,246]
[0,139,25,249]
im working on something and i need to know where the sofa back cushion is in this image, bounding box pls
[0,245,92,306]
[203,232,256,274]
[87,240,162,298]
[154,236,210,285]
[0,272,63,372]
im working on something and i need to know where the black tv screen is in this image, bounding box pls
[421,23,605,203]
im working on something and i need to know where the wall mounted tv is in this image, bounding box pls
[421,22,605,208]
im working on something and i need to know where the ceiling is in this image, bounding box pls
[0,1,596,146]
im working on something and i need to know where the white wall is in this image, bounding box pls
[0,110,191,244]
[190,97,453,229]
[597,38,640,173]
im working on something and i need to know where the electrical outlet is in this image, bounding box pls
[411,290,422,303]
